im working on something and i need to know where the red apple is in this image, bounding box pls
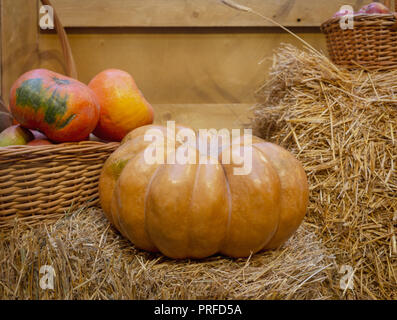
[0,125,34,147]
[333,9,354,18]
[27,139,53,146]
[358,2,391,14]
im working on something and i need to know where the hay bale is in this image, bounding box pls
[0,208,334,300]
[252,44,397,300]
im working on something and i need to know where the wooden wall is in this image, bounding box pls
[0,0,39,105]
[38,27,328,104]
[1,0,378,129]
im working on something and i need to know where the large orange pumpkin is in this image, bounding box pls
[88,69,154,142]
[99,125,309,259]
[9,69,100,142]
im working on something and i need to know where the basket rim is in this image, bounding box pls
[0,141,120,159]
[321,12,397,31]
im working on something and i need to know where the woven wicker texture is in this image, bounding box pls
[321,13,397,70]
[0,142,119,228]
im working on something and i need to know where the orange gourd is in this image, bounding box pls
[9,69,100,142]
[88,69,154,142]
[99,125,309,259]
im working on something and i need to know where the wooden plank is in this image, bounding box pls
[0,1,2,106]
[38,28,327,104]
[51,0,372,28]
[1,0,40,104]
[152,104,252,130]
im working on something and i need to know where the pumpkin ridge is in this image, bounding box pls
[113,182,123,231]
[251,144,282,249]
[186,163,201,256]
[142,163,164,252]
[220,163,233,253]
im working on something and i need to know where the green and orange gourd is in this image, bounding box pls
[9,69,100,142]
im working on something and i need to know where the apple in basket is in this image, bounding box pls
[333,9,354,18]
[358,2,391,14]
[0,111,13,133]
[27,139,53,146]
[0,125,34,147]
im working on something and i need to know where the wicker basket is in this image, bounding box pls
[0,142,119,228]
[321,12,397,71]
[0,1,119,228]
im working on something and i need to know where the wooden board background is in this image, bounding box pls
[38,27,329,105]
[1,0,39,106]
[2,0,383,129]
[51,0,372,27]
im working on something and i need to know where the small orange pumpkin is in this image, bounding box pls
[88,69,154,142]
[9,69,100,142]
[99,125,309,259]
